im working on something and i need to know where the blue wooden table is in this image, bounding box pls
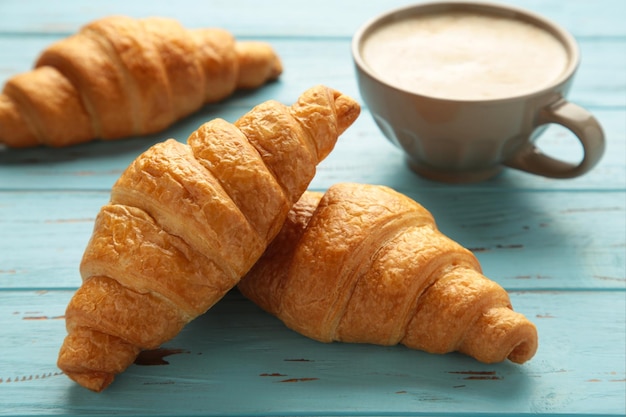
[1,0,624,415]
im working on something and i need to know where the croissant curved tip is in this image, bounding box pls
[508,343,537,364]
[460,307,538,364]
[269,57,283,81]
[505,326,539,364]
[331,91,361,136]
[0,94,39,148]
[234,41,284,88]
[64,371,114,393]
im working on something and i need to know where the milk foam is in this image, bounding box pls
[362,11,569,100]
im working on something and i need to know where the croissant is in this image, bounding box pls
[56,86,361,392]
[0,15,283,148]
[239,183,538,364]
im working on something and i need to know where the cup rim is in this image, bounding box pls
[351,0,581,104]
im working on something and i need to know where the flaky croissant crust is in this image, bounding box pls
[57,86,360,392]
[239,183,538,365]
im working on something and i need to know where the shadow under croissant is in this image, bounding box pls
[60,290,535,407]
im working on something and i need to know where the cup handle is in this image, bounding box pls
[504,99,605,178]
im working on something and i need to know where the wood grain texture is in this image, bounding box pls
[0,290,624,416]
[0,0,624,415]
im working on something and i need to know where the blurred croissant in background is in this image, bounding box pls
[0,15,282,147]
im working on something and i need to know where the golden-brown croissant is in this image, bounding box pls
[56,86,361,392]
[239,183,538,364]
[0,15,283,148]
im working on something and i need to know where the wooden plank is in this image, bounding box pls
[1,106,624,192]
[0,0,624,38]
[1,35,623,192]
[0,289,623,416]
[1,189,623,291]
[1,35,624,107]
[0,0,624,415]
[0,191,104,290]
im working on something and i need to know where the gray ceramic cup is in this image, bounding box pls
[352,1,605,183]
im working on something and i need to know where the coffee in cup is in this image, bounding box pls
[352,1,605,183]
